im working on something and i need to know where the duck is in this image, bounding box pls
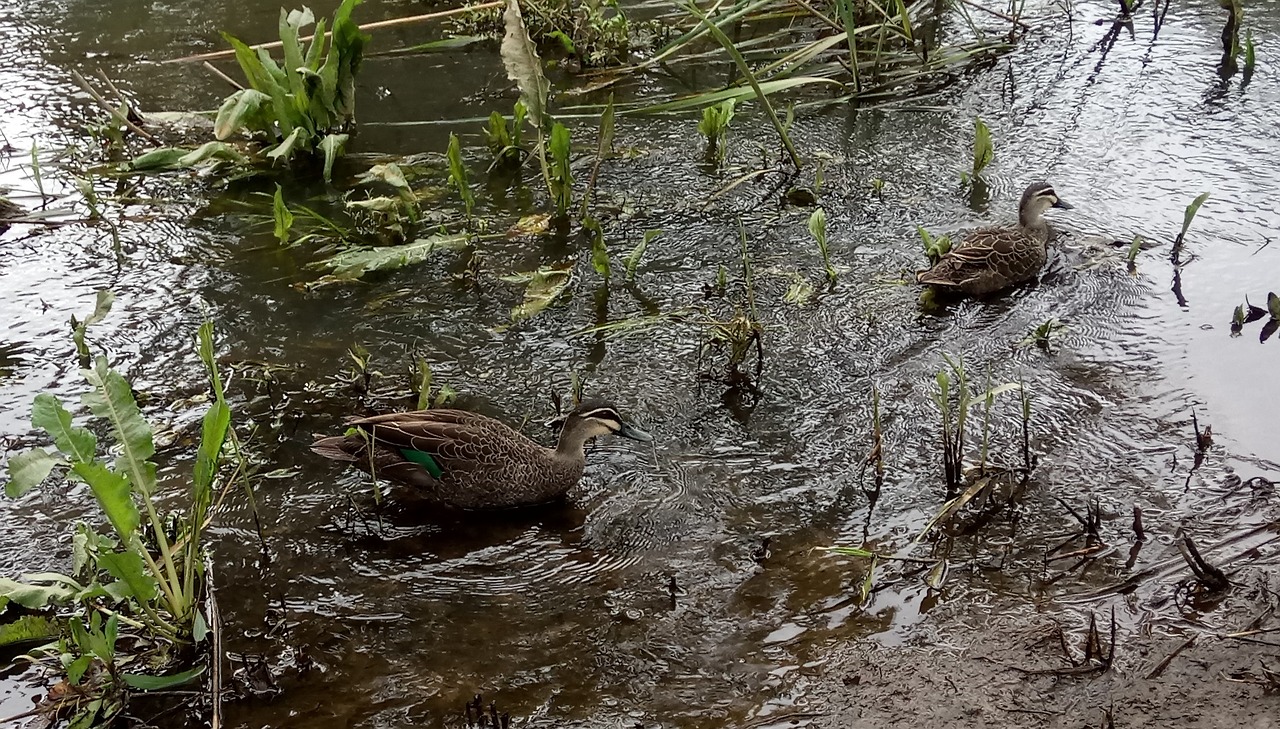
[310,401,652,509]
[916,181,1073,296]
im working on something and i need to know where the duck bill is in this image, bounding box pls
[617,422,653,442]
[1053,198,1074,210]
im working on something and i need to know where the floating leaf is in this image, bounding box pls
[129,148,190,172]
[500,0,550,130]
[0,576,75,609]
[507,213,552,237]
[502,265,573,321]
[313,233,471,278]
[178,141,248,167]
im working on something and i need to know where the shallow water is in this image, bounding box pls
[1,0,1278,725]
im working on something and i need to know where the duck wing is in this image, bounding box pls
[916,228,1025,288]
[348,409,531,474]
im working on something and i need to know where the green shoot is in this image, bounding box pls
[1170,192,1210,263]
[625,229,661,281]
[549,122,573,218]
[970,117,993,183]
[808,208,837,284]
[447,132,475,218]
[584,216,611,281]
[272,184,293,244]
[70,290,115,368]
[918,226,952,263]
[698,99,735,164]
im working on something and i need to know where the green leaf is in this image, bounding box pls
[625,229,660,281]
[319,133,348,182]
[32,394,96,463]
[71,462,139,541]
[213,89,272,140]
[178,141,248,167]
[129,148,190,172]
[82,357,156,497]
[66,654,93,685]
[808,207,827,247]
[1268,292,1280,321]
[193,609,209,643]
[4,448,63,498]
[267,127,307,164]
[634,76,841,115]
[584,217,611,281]
[502,264,573,322]
[500,0,551,130]
[598,93,615,158]
[123,664,207,691]
[83,290,114,329]
[192,400,231,511]
[1179,192,1210,240]
[312,233,471,278]
[98,549,158,603]
[0,577,75,609]
[272,184,293,244]
[0,613,56,651]
[67,699,102,729]
[549,122,573,216]
[972,117,993,179]
[446,133,474,216]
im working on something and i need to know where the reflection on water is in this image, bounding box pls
[0,0,1278,725]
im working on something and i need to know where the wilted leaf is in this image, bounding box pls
[507,213,552,237]
[925,558,949,589]
[500,0,551,130]
[502,264,573,321]
[213,89,272,140]
[313,233,470,278]
[783,274,814,305]
[4,448,63,498]
[267,127,306,163]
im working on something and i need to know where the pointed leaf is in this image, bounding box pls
[320,133,348,182]
[213,89,271,140]
[71,462,138,541]
[272,184,293,244]
[4,448,64,498]
[625,229,660,280]
[500,0,550,130]
[1268,292,1279,321]
[312,233,471,278]
[266,127,307,164]
[83,290,114,328]
[32,394,96,463]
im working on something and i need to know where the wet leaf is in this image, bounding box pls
[313,233,470,278]
[971,117,993,180]
[82,356,157,498]
[178,141,248,167]
[213,89,272,140]
[267,127,306,163]
[507,213,551,237]
[0,577,75,609]
[320,134,348,182]
[129,148,190,171]
[500,0,550,129]
[925,558,949,589]
[502,265,573,321]
[31,393,96,463]
[1269,292,1280,320]
[584,217,610,281]
[272,184,293,244]
[98,549,157,602]
[4,447,63,498]
[71,462,138,542]
[123,664,207,691]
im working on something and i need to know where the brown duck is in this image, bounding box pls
[916,182,1073,296]
[310,402,651,509]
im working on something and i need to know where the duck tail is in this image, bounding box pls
[310,434,360,462]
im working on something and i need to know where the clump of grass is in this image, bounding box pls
[697,98,735,164]
[485,101,527,172]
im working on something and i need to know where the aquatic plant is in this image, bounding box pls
[70,290,114,368]
[918,225,952,264]
[930,354,1019,496]
[965,117,993,184]
[2,321,239,728]
[485,101,528,172]
[213,0,367,179]
[697,99,736,165]
[1017,318,1067,352]
[448,132,476,218]
[548,122,574,217]
[272,184,293,243]
[625,229,661,281]
[1170,191,1209,264]
[807,207,837,285]
[583,216,611,281]
[580,95,615,217]
[453,0,637,68]
[413,358,457,410]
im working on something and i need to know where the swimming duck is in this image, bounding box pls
[916,181,1073,296]
[310,401,651,509]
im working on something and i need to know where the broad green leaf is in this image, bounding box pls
[1269,292,1280,321]
[303,18,329,71]
[193,609,209,643]
[82,357,156,497]
[501,264,573,322]
[129,148,190,171]
[272,184,293,244]
[625,229,660,281]
[280,7,314,99]
[312,233,471,278]
[4,447,63,498]
[32,394,96,463]
[0,614,56,650]
[500,0,551,129]
[123,664,207,690]
[583,217,610,281]
[1179,192,1209,239]
[98,549,158,603]
[320,133,348,182]
[0,577,75,609]
[267,127,306,164]
[972,117,993,179]
[71,462,138,541]
[213,89,271,140]
[192,400,231,509]
[83,290,114,329]
[66,654,93,685]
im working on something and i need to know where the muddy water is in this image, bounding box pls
[1,0,1278,726]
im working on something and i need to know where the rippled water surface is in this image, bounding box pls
[1,0,1278,725]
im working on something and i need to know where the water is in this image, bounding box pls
[1,0,1278,725]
